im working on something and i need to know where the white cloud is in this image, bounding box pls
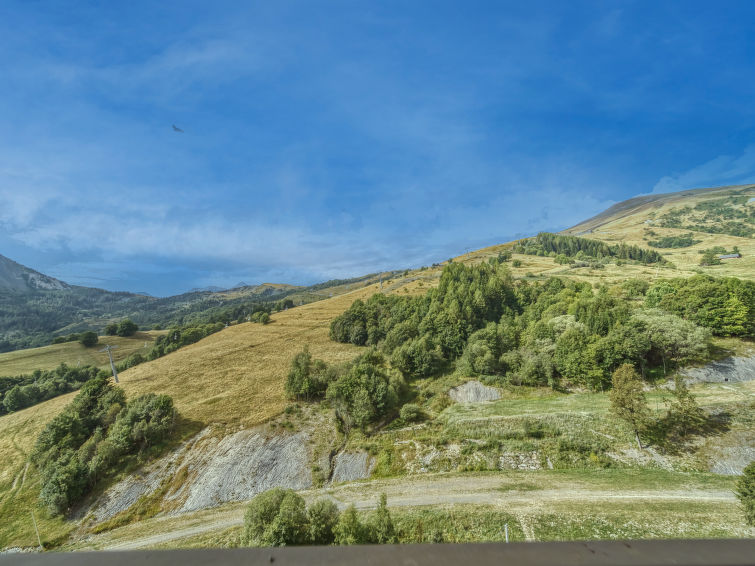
[652,145,755,194]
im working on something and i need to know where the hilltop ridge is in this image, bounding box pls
[0,254,69,293]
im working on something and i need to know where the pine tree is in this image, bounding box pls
[666,375,705,437]
[610,364,650,450]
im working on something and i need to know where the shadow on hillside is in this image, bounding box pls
[647,409,732,455]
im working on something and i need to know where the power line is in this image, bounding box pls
[98,344,120,383]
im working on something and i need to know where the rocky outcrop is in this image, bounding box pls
[682,355,755,384]
[168,430,312,513]
[449,380,501,403]
[87,426,313,522]
[330,452,374,484]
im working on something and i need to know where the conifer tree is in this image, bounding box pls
[610,364,650,450]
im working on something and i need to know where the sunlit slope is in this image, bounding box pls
[0,284,381,547]
[562,184,755,280]
[0,331,164,376]
[0,393,76,546]
[115,286,383,427]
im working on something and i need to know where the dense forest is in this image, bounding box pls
[512,232,666,264]
[327,264,753,396]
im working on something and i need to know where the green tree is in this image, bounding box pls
[243,488,309,547]
[609,364,650,450]
[307,499,340,544]
[267,491,309,546]
[107,393,175,452]
[368,493,396,544]
[399,403,423,423]
[2,385,28,413]
[699,249,721,266]
[79,331,99,347]
[665,376,705,437]
[116,319,138,337]
[720,295,748,336]
[105,323,118,336]
[736,461,755,526]
[334,505,367,545]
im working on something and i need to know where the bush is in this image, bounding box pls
[116,319,138,337]
[326,350,400,432]
[107,393,175,452]
[334,505,368,545]
[368,493,396,543]
[399,403,423,423]
[285,347,334,401]
[31,378,176,515]
[736,461,755,526]
[307,499,340,544]
[2,385,27,413]
[105,323,118,336]
[79,331,99,347]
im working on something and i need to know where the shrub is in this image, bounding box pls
[307,499,340,544]
[326,350,399,432]
[116,319,139,337]
[736,461,755,526]
[244,488,291,546]
[368,493,396,543]
[285,347,334,401]
[399,403,423,423]
[334,505,368,545]
[79,331,99,347]
[31,378,176,515]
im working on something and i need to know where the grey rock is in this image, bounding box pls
[449,380,501,403]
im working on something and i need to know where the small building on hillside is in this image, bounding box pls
[718,253,741,259]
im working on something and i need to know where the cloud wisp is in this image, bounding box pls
[652,145,755,194]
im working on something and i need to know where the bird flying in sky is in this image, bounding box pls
[172,124,184,133]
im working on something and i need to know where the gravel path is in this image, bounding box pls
[94,476,736,550]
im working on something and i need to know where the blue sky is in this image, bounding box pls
[1,1,755,296]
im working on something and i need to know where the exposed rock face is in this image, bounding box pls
[330,452,374,484]
[449,380,501,403]
[87,426,313,522]
[169,430,312,513]
[682,355,755,384]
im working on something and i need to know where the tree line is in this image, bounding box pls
[326,263,726,391]
[31,377,176,515]
[244,489,396,546]
[512,232,666,264]
[0,364,101,415]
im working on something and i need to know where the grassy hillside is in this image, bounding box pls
[0,186,753,550]
[563,185,755,279]
[0,331,164,376]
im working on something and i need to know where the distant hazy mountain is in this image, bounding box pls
[0,253,392,353]
[189,285,227,293]
[0,254,70,292]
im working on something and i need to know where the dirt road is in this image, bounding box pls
[90,473,736,550]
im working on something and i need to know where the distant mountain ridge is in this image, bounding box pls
[0,253,395,353]
[0,254,70,293]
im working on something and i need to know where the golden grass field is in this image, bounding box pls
[0,331,165,377]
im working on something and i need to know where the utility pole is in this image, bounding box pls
[99,344,119,383]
